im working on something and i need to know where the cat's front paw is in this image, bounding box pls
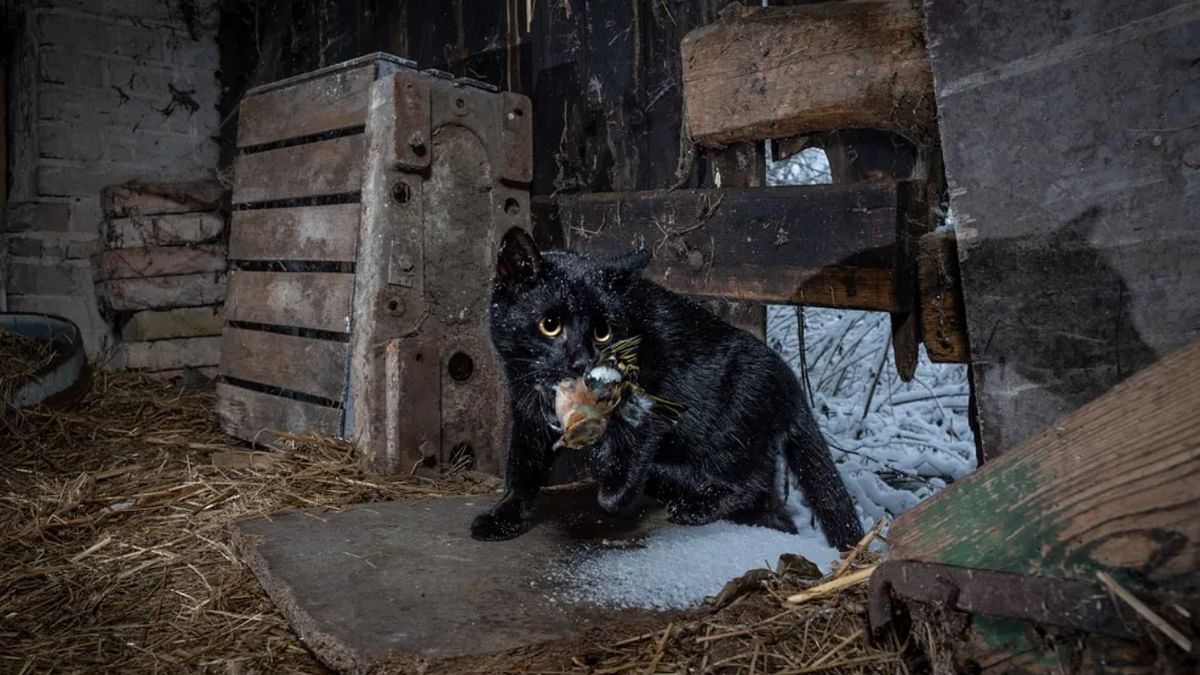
[666,497,719,526]
[470,510,531,541]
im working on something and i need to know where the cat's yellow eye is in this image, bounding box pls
[593,319,612,343]
[537,315,562,338]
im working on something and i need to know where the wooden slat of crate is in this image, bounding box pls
[99,272,227,311]
[225,271,354,333]
[233,135,364,205]
[238,63,378,148]
[228,204,359,262]
[216,382,343,442]
[220,327,348,401]
[97,245,227,281]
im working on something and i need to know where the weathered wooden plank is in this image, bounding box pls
[238,63,377,148]
[228,204,359,262]
[889,337,1200,595]
[101,180,225,217]
[97,245,227,281]
[104,213,224,249]
[681,1,936,146]
[925,0,1200,458]
[220,327,348,401]
[98,272,227,312]
[110,336,222,371]
[120,306,225,342]
[225,270,353,333]
[561,184,903,311]
[918,231,969,362]
[233,135,364,205]
[216,382,343,443]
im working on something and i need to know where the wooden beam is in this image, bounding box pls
[561,184,905,312]
[888,337,1200,597]
[917,231,969,362]
[681,1,936,147]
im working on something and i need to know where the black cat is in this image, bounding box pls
[471,227,864,550]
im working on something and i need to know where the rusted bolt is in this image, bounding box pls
[408,130,427,156]
[391,181,411,204]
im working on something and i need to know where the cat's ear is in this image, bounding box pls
[603,249,651,278]
[495,227,543,290]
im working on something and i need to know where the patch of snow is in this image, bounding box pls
[552,504,839,610]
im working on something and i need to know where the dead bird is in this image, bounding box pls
[551,336,685,450]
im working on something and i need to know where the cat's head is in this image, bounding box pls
[489,227,649,388]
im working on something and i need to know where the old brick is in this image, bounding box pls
[161,36,219,69]
[39,47,103,86]
[106,129,215,165]
[102,180,225,217]
[6,233,101,259]
[39,85,198,135]
[39,123,104,161]
[105,58,212,99]
[36,12,162,59]
[8,259,96,296]
[120,306,225,341]
[38,161,143,198]
[3,202,71,232]
[105,212,224,248]
[68,199,106,236]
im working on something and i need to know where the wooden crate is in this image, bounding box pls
[218,54,532,476]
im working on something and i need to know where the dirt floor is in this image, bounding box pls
[1,369,915,674]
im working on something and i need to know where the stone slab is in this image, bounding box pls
[230,487,671,673]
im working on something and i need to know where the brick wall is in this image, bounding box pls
[4,0,221,357]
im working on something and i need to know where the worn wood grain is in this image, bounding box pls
[216,382,343,443]
[97,245,227,281]
[220,327,348,402]
[561,184,903,311]
[681,1,936,146]
[120,306,225,342]
[228,204,359,262]
[925,0,1200,458]
[889,337,1200,596]
[238,63,376,148]
[98,272,227,312]
[233,135,364,205]
[225,270,354,333]
[110,336,221,371]
[101,180,225,217]
[917,231,969,362]
[104,213,224,249]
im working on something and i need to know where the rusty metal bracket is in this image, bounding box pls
[867,560,1137,642]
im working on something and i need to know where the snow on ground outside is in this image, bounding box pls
[558,149,976,610]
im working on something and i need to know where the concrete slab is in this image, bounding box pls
[230,486,672,673]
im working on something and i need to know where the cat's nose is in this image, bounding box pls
[569,355,590,372]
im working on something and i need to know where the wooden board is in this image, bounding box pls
[233,135,364,205]
[219,327,348,402]
[225,270,354,333]
[98,272,227,312]
[101,180,225,217]
[238,63,377,148]
[104,213,224,249]
[560,184,903,311]
[228,204,359,262]
[110,336,222,371]
[924,0,1200,458]
[97,245,227,280]
[121,306,225,341]
[917,231,969,362]
[888,337,1200,595]
[681,1,936,147]
[216,381,343,442]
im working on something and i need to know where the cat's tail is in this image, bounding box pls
[783,416,864,551]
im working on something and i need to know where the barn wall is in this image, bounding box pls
[3,0,222,356]
[924,0,1200,457]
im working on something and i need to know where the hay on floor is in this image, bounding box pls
[2,367,913,674]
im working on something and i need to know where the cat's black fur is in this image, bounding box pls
[471,228,864,550]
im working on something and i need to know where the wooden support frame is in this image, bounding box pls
[562,183,907,313]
